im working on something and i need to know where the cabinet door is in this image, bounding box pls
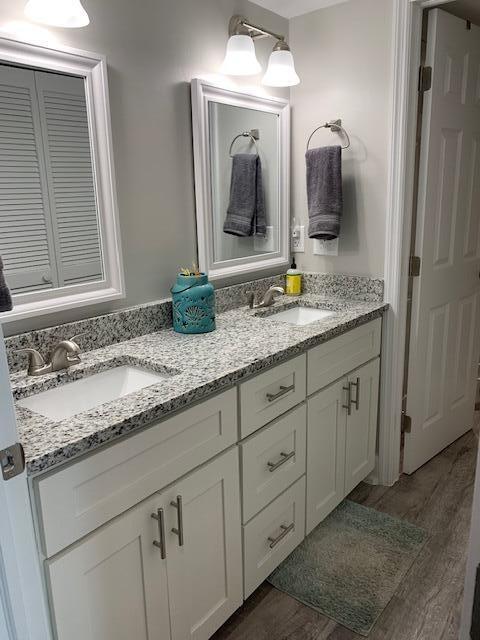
[166,448,243,640]
[345,357,380,494]
[306,378,347,535]
[47,494,171,640]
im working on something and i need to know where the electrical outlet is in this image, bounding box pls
[313,238,339,256]
[292,225,305,253]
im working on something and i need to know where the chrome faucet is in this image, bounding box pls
[248,286,285,310]
[17,335,83,377]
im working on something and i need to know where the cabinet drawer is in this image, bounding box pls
[240,355,306,438]
[307,318,381,395]
[36,388,238,557]
[241,404,306,522]
[243,476,305,599]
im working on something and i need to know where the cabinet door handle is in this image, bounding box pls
[266,383,295,402]
[342,384,351,415]
[151,508,166,559]
[350,377,360,410]
[267,522,295,548]
[170,495,184,547]
[267,450,295,472]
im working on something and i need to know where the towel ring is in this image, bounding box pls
[229,129,260,158]
[306,119,351,151]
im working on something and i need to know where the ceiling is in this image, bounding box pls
[251,0,480,23]
[444,0,480,26]
[249,0,349,19]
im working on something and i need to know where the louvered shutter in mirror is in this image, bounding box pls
[0,64,57,293]
[35,71,103,286]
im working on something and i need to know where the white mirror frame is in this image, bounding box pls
[0,34,124,323]
[191,78,290,281]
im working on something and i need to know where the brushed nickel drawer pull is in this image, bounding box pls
[342,384,352,415]
[170,495,184,547]
[267,450,295,472]
[268,522,295,548]
[350,377,360,410]
[151,508,166,559]
[266,383,295,402]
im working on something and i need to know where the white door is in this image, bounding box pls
[344,358,379,494]
[0,322,50,640]
[306,378,346,535]
[405,8,480,474]
[47,493,171,640]
[167,448,243,640]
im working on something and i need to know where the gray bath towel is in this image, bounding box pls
[0,256,12,312]
[224,153,266,237]
[306,145,343,240]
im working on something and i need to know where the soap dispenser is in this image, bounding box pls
[286,259,302,296]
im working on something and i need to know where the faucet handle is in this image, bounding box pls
[69,333,85,349]
[16,348,47,376]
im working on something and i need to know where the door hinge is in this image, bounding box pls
[419,65,432,93]
[401,413,412,434]
[409,255,421,277]
[0,443,25,481]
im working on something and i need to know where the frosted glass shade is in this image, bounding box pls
[262,50,300,87]
[24,0,90,28]
[220,35,261,76]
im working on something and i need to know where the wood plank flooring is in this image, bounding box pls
[214,431,478,640]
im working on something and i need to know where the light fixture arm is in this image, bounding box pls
[228,15,286,44]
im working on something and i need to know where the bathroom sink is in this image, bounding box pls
[17,365,168,421]
[269,306,336,326]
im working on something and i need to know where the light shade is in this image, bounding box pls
[220,34,261,76]
[262,49,300,87]
[24,0,90,28]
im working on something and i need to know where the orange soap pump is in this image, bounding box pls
[285,259,302,296]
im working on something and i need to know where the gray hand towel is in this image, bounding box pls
[0,256,12,312]
[306,145,343,240]
[223,153,266,237]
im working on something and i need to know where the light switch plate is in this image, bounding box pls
[292,225,305,253]
[313,238,339,256]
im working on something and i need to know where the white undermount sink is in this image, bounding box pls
[17,365,167,421]
[270,306,336,326]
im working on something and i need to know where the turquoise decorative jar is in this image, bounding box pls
[170,273,215,334]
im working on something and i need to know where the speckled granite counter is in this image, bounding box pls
[10,294,387,476]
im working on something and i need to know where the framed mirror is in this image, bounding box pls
[0,35,124,322]
[191,79,290,280]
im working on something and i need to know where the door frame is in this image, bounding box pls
[378,0,458,485]
[0,322,51,640]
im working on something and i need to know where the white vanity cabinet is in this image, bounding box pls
[306,356,380,535]
[47,447,242,640]
[35,317,383,640]
[47,492,171,640]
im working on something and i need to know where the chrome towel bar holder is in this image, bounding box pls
[229,129,260,157]
[306,119,351,150]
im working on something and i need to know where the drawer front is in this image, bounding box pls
[243,476,306,599]
[36,388,238,557]
[307,318,381,395]
[241,404,306,522]
[240,355,306,438]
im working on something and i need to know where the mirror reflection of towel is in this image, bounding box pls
[0,256,12,312]
[223,153,266,237]
[306,145,343,240]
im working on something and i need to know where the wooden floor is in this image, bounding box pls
[214,431,478,640]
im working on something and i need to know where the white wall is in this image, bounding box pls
[289,0,394,277]
[0,0,289,336]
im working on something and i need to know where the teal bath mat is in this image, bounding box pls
[268,500,427,636]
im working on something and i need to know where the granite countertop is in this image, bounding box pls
[11,294,387,476]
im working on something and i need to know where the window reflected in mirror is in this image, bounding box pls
[0,63,103,295]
